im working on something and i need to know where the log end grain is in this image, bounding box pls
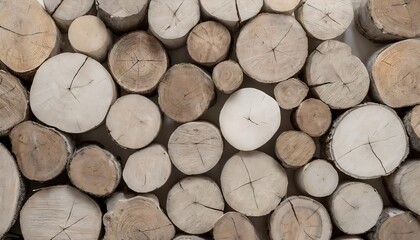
[293,98,332,137]
[44,0,95,31]
[212,60,243,94]
[274,78,308,110]
[275,130,316,168]
[263,0,301,14]
[213,212,259,240]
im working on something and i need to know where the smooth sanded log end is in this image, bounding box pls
[293,98,332,137]
[274,78,308,110]
[212,60,243,94]
[404,105,420,151]
[275,131,316,168]
[213,212,259,240]
[262,0,301,14]
[44,0,95,31]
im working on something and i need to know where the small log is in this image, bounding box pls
[355,0,420,42]
[30,53,117,133]
[274,78,308,110]
[219,88,281,151]
[404,105,420,151]
[104,196,175,240]
[236,14,308,83]
[275,130,316,168]
[213,212,259,240]
[167,177,224,234]
[325,103,409,179]
[296,0,354,40]
[329,182,383,234]
[44,0,95,31]
[108,31,168,94]
[174,236,205,240]
[10,121,74,182]
[0,71,29,136]
[105,192,135,211]
[148,0,200,49]
[269,196,332,240]
[187,21,231,66]
[333,237,363,240]
[123,144,172,193]
[212,60,243,94]
[68,15,112,62]
[168,121,223,175]
[293,98,332,137]
[384,160,420,216]
[368,39,420,108]
[262,0,301,14]
[295,159,339,197]
[158,63,215,123]
[305,40,370,109]
[0,0,60,76]
[221,151,288,217]
[106,94,161,149]
[0,143,25,239]
[68,145,121,197]
[20,185,102,239]
[96,0,148,33]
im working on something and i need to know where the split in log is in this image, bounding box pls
[275,130,316,169]
[404,105,420,151]
[274,78,308,110]
[213,212,259,240]
[212,60,243,94]
[293,98,332,137]
[44,0,95,31]
[263,0,301,14]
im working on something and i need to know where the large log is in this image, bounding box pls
[213,212,259,240]
[275,130,316,168]
[44,0,95,31]
[403,105,420,151]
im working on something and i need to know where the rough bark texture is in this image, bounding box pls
[275,130,316,168]
[404,105,420,151]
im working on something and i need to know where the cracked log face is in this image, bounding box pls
[167,177,224,234]
[296,0,353,40]
[262,0,301,13]
[213,212,259,240]
[106,94,161,149]
[148,0,200,49]
[326,103,408,179]
[68,145,121,197]
[236,14,308,83]
[305,40,370,109]
[108,31,168,94]
[274,78,308,110]
[275,130,316,168]
[123,144,172,193]
[369,39,420,108]
[404,105,420,151]
[168,121,223,175]
[0,143,24,239]
[187,21,231,66]
[20,185,102,240]
[158,64,215,123]
[0,0,60,75]
[10,121,73,182]
[221,151,288,217]
[269,196,332,240]
[385,160,420,216]
[293,98,332,137]
[329,182,383,235]
[44,0,95,31]
[220,88,281,151]
[0,71,29,136]
[30,53,117,133]
[212,60,243,94]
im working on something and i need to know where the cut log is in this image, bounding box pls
[68,145,121,197]
[269,196,332,240]
[0,143,24,239]
[20,185,102,240]
[384,160,420,216]
[368,208,420,240]
[44,0,95,31]
[296,0,354,40]
[333,237,363,240]
[293,98,332,137]
[325,103,409,179]
[30,53,117,133]
[123,144,172,193]
[219,88,281,151]
[295,159,339,197]
[167,177,224,234]
[355,0,420,42]
[106,94,161,149]
[10,121,74,182]
[97,0,148,33]
[329,182,383,234]
[199,0,263,29]
[174,235,205,240]
[168,121,223,175]
[263,0,301,14]
[368,39,420,108]
[236,14,308,83]
[105,192,135,211]
[108,31,168,94]
[274,78,308,110]
[158,63,215,123]
[404,105,420,151]
[275,130,316,168]
[305,40,370,109]
[68,15,112,62]
[148,0,200,49]
[187,21,231,66]
[0,0,61,76]
[0,71,29,136]
[104,196,175,240]
[221,151,288,217]
[213,212,259,240]
[212,60,243,94]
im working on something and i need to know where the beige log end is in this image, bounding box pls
[174,235,206,240]
[293,98,332,137]
[404,105,420,151]
[212,60,243,94]
[44,0,95,31]
[213,212,259,240]
[263,0,301,14]
[274,78,308,110]
[275,130,316,169]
